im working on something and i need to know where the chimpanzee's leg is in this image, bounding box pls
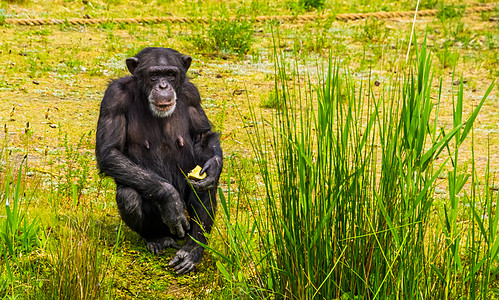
[116,185,180,254]
[168,188,217,274]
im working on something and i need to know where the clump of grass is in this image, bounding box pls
[187,17,254,57]
[39,217,115,299]
[0,161,120,298]
[56,130,95,202]
[359,17,389,42]
[0,159,41,280]
[0,130,120,298]
[436,3,472,45]
[0,160,41,297]
[259,89,279,109]
[0,9,6,25]
[297,0,326,10]
[436,4,465,21]
[436,44,460,68]
[290,17,336,56]
[213,40,496,298]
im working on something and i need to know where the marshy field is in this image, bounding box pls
[0,0,498,299]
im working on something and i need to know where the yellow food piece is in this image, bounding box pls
[188,165,206,180]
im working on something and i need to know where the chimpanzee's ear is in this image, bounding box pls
[182,55,192,71]
[126,57,139,75]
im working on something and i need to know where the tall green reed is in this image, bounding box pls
[215,42,495,298]
[0,158,42,297]
[1,159,40,257]
[437,71,495,298]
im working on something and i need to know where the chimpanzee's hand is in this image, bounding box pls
[158,182,190,238]
[189,156,222,191]
[168,246,204,274]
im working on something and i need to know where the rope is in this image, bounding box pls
[4,5,496,26]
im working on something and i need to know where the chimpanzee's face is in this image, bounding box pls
[143,65,179,118]
[126,48,192,118]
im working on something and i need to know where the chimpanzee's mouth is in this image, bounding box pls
[155,103,174,111]
[149,92,177,118]
[150,101,177,118]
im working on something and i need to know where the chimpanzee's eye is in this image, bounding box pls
[150,72,158,81]
[167,73,176,82]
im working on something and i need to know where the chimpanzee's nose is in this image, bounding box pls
[159,81,168,89]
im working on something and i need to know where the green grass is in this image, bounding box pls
[211,40,497,298]
[1,160,41,280]
[0,0,498,298]
[187,16,254,57]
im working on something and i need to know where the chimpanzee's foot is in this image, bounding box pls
[146,236,181,255]
[168,245,204,274]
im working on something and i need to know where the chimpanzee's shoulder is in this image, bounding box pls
[103,77,136,98]
[106,76,136,92]
[100,76,136,112]
[182,80,201,107]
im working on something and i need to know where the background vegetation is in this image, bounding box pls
[0,0,498,298]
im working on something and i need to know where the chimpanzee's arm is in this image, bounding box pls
[188,105,223,191]
[96,80,165,195]
[96,80,189,237]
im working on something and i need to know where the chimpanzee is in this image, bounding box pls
[95,47,223,274]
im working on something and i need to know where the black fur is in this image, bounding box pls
[95,48,222,274]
